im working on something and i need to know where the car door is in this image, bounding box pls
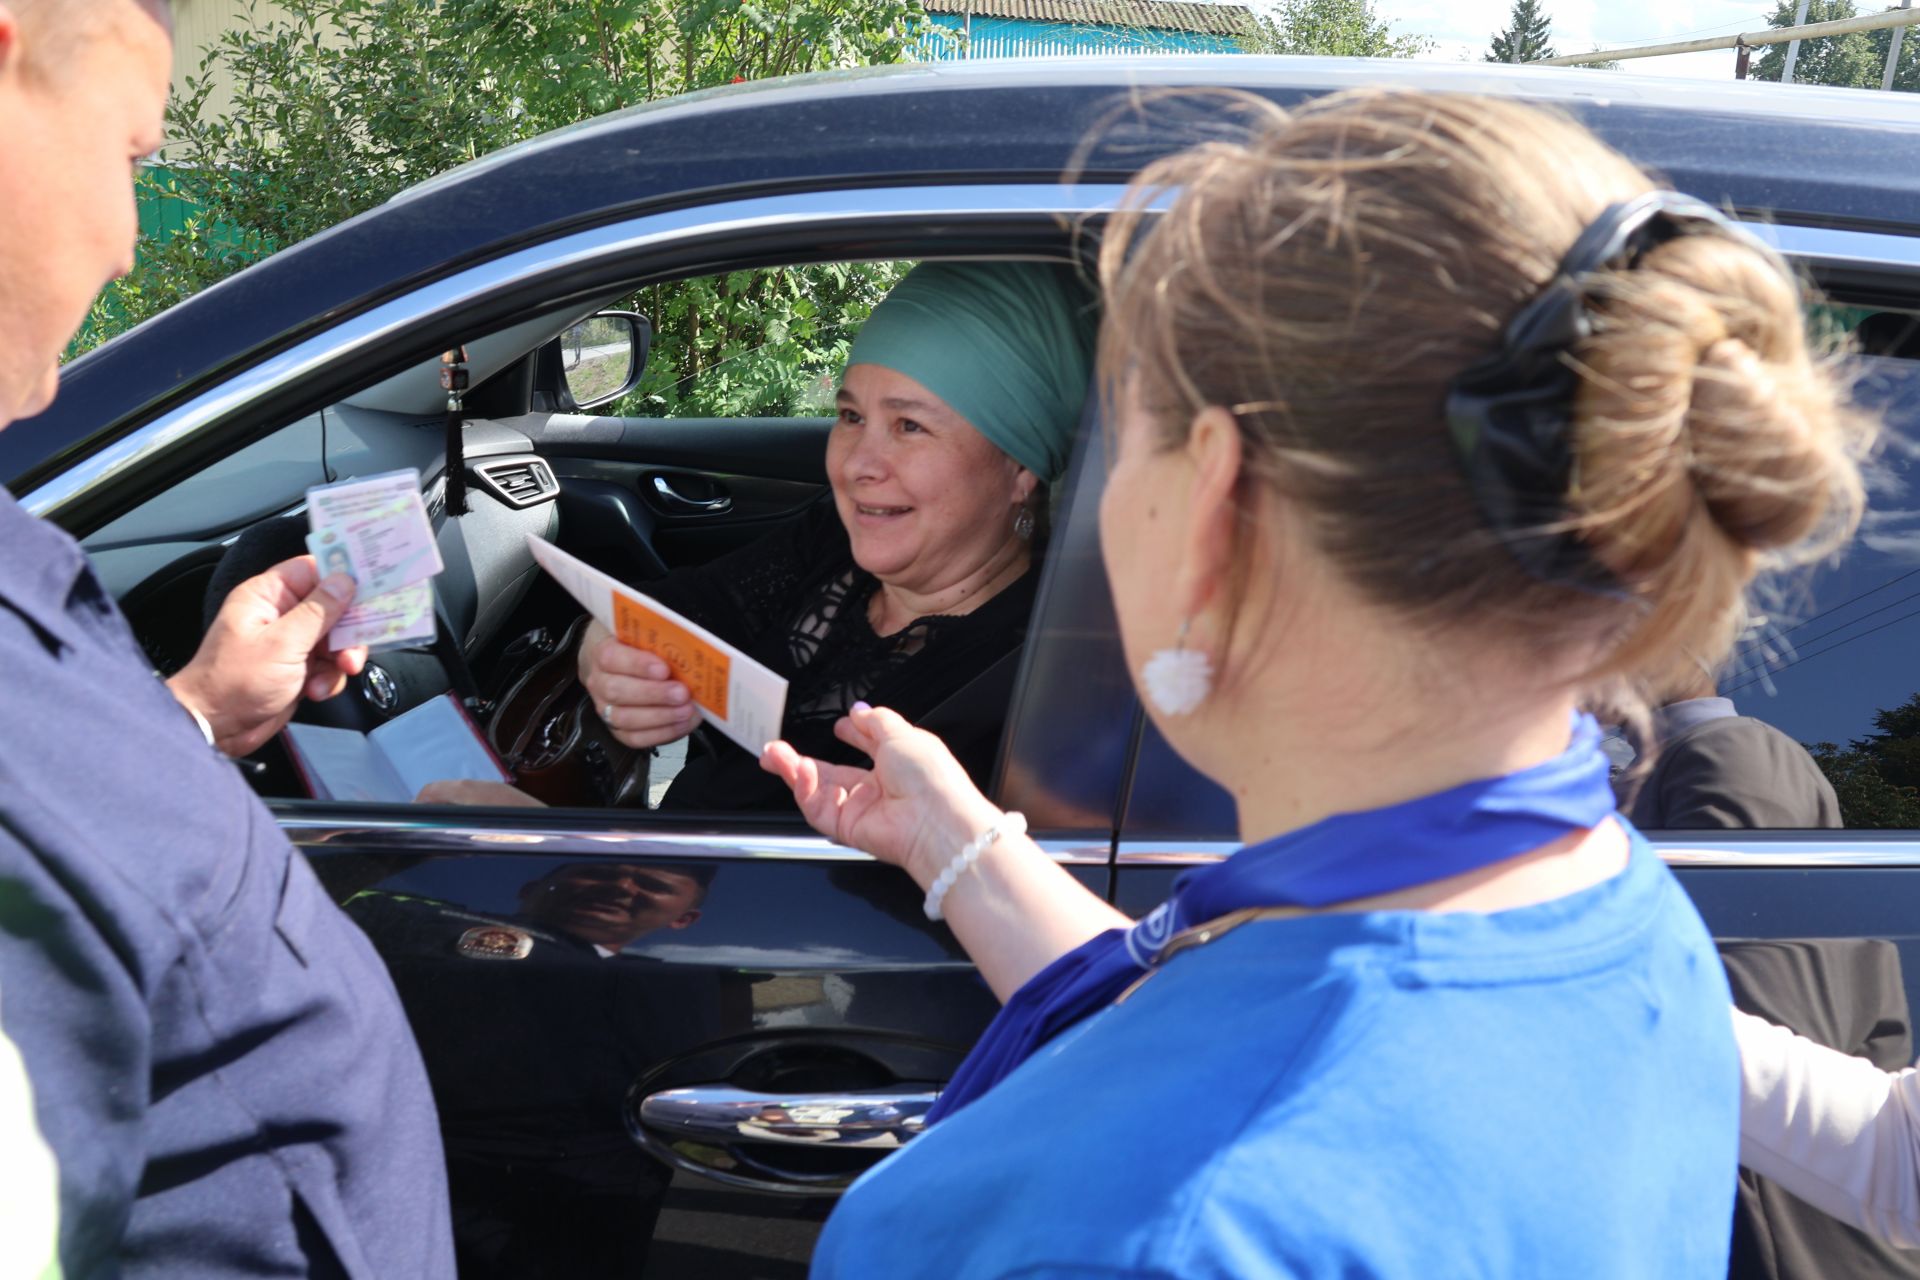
[32,182,1133,1277]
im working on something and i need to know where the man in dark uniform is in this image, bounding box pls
[0,1,454,1274]
[1619,668,1841,829]
[347,862,742,1279]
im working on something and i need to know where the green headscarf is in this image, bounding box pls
[846,261,1097,483]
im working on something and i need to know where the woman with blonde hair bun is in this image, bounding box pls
[762,89,1875,1277]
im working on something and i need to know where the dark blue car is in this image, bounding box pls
[19,57,1920,1276]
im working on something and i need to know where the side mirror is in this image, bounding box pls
[550,310,650,412]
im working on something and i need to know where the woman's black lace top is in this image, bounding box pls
[641,498,1036,812]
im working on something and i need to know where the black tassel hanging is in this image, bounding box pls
[440,346,470,517]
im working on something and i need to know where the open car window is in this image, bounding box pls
[89,253,1073,823]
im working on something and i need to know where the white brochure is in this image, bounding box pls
[526,535,789,755]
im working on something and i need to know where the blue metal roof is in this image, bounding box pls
[919,1,1253,37]
[921,13,1241,57]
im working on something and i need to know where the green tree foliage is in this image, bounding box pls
[72,0,930,416]
[1749,0,1919,88]
[632,261,909,417]
[1241,0,1433,58]
[1873,17,1920,90]
[1487,0,1555,63]
[1808,690,1920,828]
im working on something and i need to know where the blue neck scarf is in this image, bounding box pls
[926,713,1619,1124]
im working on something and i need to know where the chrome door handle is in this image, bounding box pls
[650,475,732,514]
[638,1083,936,1147]
[630,1083,939,1194]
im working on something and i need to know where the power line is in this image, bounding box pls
[1726,601,1920,696]
[1724,584,1920,687]
[1593,15,1764,51]
[1771,564,1920,640]
[1724,565,1920,684]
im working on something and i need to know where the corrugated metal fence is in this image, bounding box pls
[137,165,199,243]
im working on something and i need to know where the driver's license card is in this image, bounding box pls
[526,535,788,754]
[307,469,443,651]
[305,469,443,599]
[323,579,436,653]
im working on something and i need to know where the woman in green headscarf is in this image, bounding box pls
[425,260,1096,812]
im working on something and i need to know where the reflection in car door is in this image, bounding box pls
[303,814,1111,1277]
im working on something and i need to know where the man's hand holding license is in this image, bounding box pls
[168,557,369,757]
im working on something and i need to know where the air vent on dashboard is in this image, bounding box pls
[472,456,560,508]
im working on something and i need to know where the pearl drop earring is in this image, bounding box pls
[1141,619,1213,716]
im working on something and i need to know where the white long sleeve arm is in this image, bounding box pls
[1737,1006,1920,1248]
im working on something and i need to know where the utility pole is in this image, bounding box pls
[1780,0,1813,82]
[1886,0,1912,90]
[1534,8,1920,68]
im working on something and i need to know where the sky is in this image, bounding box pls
[1366,1,1790,81]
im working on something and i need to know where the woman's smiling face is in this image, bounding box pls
[829,363,1035,597]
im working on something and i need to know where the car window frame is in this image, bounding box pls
[27,184,1133,537]
[25,183,1135,870]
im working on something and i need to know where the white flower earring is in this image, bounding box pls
[1141,619,1213,716]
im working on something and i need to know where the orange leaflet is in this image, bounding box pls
[613,594,732,719]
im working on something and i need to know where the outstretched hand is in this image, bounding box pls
[168,557,368,757]
[760,703,999,887]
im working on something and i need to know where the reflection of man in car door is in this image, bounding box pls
[347,861,742,1280]
[0,2,455,1275]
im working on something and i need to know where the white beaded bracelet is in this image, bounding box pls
[924,811,1026,922]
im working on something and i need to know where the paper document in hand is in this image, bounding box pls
[526,535,788,754]
[306,468,443,598]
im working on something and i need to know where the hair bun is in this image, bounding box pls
[1684,333,1839,554]
[1562,232,1872,688]
[1573,235,1868,584]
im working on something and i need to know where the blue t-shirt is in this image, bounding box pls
[812,836,1737,1278]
